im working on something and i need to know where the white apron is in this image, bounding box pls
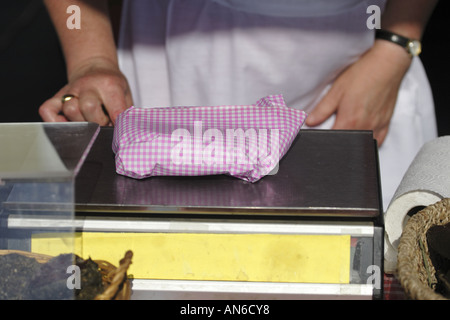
[117,0,438,210]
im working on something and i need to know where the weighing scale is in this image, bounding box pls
[0,123,383,300]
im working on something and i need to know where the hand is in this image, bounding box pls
[305,40,412,146]
[39,57,133,126]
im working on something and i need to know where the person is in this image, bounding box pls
[40,0,438,210]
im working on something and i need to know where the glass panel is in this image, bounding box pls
[0,122,98,300]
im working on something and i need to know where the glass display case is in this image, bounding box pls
[0,122,99,300]
[0,124,383,300]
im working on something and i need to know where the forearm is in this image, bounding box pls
[381,0,438,39]
[43,0,118,79]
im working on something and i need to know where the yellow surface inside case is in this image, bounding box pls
[32,232,351,284]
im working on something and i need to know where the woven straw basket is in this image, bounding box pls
[397,198,450,300]
[0,250,133,300]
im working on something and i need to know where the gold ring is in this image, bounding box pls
[61,94,77,103]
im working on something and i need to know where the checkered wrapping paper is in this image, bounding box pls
[112,95,307,182]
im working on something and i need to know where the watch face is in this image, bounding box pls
[408,40,422,56]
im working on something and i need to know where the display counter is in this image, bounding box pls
[1,124,383,300]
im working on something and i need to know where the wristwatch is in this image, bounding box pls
[375,29,422,57]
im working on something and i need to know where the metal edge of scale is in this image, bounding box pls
[7,214,375,236]
[74,204,379,218]
[130,279,375,300]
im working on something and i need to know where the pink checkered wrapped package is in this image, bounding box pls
[112,95,307,182]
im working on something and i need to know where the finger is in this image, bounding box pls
[39,96,69,122]
[61,94,86,121]
[330,91,368,131]
[100,88,133,125]
[78,90,111,125]
[331,104,363,130]
[306,87,341,127]
[373,126,389,147]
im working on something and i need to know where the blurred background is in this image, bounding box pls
[1,0,66,122]
[1,0,448,136]
[420,0,450,137]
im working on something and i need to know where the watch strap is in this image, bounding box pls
[375,29,410,48]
